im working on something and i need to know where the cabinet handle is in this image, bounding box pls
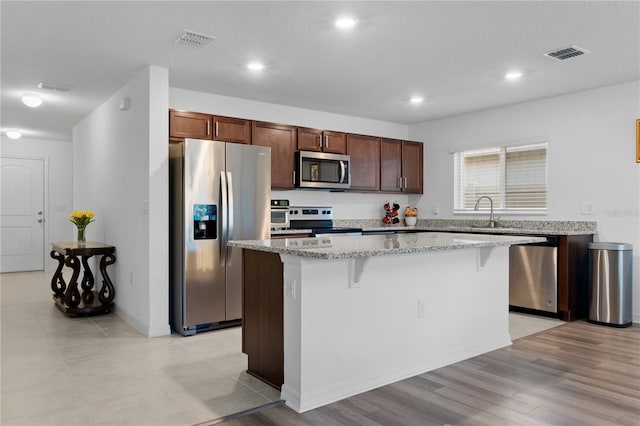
[325,135,329,149]
[318,135,322,149]
[215,122,219,137]
[206,121,210,136]
[397,177,402,189]
[404,177,408,189]
[293,170,296,186]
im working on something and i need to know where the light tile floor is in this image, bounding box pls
[1,271,565,425]
[509,310,565,340]
[1,271,280,426]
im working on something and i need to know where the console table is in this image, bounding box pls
[50,242,116,316]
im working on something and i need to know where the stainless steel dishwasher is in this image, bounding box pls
[509,237,559,313]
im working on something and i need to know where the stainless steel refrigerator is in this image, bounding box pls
[169,138,271,336]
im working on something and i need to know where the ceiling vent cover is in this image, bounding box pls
[543,45,590,61]
[174,30,216,48]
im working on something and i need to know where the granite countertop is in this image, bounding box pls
[338,219,597,236]
[229,232,546,260]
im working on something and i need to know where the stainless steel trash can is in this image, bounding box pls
[588,242,633,327]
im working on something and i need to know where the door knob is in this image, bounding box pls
[37,219,44,223]
[37,211,43,215]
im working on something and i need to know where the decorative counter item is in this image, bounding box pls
[382,202,400,225]
[69,210,95,246]
[404,206,418,226]
[405,216,417,226]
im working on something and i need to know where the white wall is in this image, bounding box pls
[170,88,417,219]
[0,137,73,270]
[410,80,640,322]
[73,66,169,337]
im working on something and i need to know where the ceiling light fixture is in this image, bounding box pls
[247,62,265,72]
[6,129,22,139]
[410,96,424,104]
[22,93,42,108]
[335,16,357,29]
[505,71,523,81]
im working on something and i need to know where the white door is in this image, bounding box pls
[0,158,45,272]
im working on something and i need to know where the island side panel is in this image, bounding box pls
[242,249,284,390]
[280,246,512,413]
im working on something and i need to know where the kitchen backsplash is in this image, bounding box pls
[270,190,412,219]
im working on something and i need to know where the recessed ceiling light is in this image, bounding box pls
[409,96,424,104]
[6,129,22,139]
[247,62,265,72]
[505,71,523,81]
[335,16,357,29]
[22,93,42,108]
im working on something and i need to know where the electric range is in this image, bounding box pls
[288,206,362,236]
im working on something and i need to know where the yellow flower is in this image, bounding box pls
[69,210,96,228]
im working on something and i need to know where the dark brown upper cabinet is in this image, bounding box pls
[252,121,297,189]
[347,134,380,192]
[401,141,423,194]
[297,128,347,154]
[169,110,213,141]
[213,116,251,144]
[380,139,423,194]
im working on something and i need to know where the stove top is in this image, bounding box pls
[287,205,361,236]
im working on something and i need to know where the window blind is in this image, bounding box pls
[454,142,547,212]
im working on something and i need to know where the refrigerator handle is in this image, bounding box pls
[220,171,228,265]
[227,171,234,243]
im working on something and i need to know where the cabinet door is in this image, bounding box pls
[347,134,380,191]
[323,131,347,154]
[169,110,212,140]
[213,116,251,144]
[297,127,322,152]
[252,121,297,189]
[402,141,423,194]
[380,139,403,192]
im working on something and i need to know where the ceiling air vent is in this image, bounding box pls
[543,45,590,61]
[174,30,216,48]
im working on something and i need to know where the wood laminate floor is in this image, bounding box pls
[218,321,639,426]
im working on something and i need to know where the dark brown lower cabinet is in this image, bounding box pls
[242,249,284,390]
[557,234,593,321]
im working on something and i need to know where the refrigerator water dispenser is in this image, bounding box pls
[193,204,217,240]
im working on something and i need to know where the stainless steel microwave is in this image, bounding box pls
[295,151,351,190]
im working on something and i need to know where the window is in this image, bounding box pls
[454,142,547,213]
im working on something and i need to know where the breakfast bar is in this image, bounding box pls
[229,232,545,413]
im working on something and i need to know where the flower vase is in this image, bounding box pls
[405,216,417,227]
[77,227,86,246]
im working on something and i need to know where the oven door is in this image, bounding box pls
[270,208,289,229]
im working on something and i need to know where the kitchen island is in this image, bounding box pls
[229,232,545,413]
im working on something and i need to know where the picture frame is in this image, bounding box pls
[637,119,640,163]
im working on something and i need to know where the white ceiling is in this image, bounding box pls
[2,1,639,141]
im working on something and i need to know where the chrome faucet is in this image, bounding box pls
[473,196,496,228]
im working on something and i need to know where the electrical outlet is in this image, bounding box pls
[580,201,595,215]
[432,203,440,215]
[418,299,425,318]
[286,279,296,300]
